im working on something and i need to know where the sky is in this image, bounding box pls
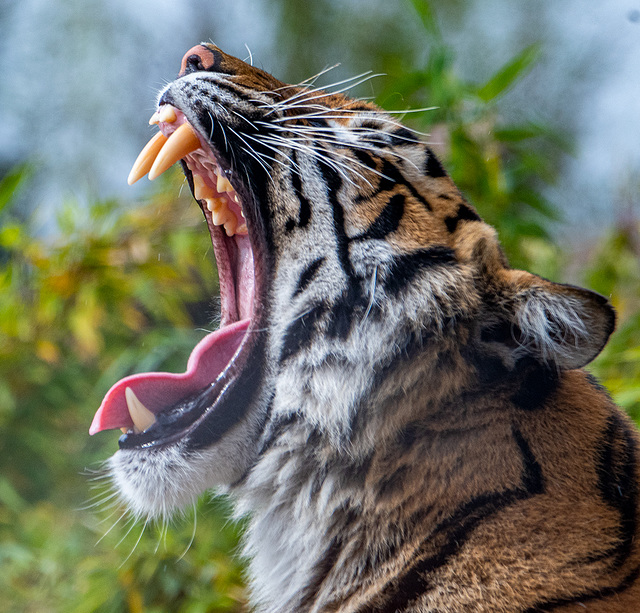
[1,0,639,238]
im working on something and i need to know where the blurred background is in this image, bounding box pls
[1,0,639,611]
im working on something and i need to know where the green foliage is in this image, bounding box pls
[383,1,568,270]
[586,223,640,420]
[0,168,246,611]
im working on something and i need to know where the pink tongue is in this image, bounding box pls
[89,319,250,434]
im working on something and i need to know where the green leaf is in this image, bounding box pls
[407,0,442,40]
[477,44,541,102]
[0,164,31,216]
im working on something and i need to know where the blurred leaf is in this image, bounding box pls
[477,44,541,102]
[0,164,31,216]
[407,0,442,40]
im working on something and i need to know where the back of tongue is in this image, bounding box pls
[89,320,250,434]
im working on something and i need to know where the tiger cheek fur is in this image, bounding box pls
[95,43,640,612]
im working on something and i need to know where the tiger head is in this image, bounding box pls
[91,44,615,520]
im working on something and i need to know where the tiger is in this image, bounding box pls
[90,43,640,612]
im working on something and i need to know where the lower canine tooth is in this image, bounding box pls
[125,387,156,432]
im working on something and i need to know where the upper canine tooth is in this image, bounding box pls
[148,123,201,180]
[125,387,156,432]
[127,131,168,185]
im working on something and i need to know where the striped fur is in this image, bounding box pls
[108,44,640,611]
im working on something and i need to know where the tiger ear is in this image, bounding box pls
[493,270,616,370]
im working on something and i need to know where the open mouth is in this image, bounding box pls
[89,103,263,449]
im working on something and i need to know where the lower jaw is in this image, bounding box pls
[116,318,252,450]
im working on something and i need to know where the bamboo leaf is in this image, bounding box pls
[477,44,541,102]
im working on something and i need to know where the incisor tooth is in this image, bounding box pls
[148,123,201,180]
[127,131,168,185]
[149,106,178,125]
[125,387,156,432]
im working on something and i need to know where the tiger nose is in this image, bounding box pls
[179,45,216,76]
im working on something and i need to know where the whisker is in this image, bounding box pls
[361,265,380,326]
[119,517,150,569]
[178,502,198,561]
[96,507,129,545]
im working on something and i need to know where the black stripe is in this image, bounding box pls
[511,362,559,412]
[424,147,447,178]
[382,160,433,211]
[353,159,433,211]
[358,425,544,613]
[523,566,640,612]
[512,425,545,494]
[279,303,328,363]
[389,127,421,145]
[257,411,299,457]
[353,194,405,241]
[595,412,638,569]
[293,257,325,298]
[198,78,254,101]
[384,246,457,297]
[327,283,366,340]
[352,149,378,169]
[297,539,343,609]
[318,160,354,278]
[444,203,481,233]
[290,151,312,229]
[375,465,411,503]
[307,118,329,128]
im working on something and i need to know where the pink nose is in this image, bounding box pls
[179,45,217,77]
